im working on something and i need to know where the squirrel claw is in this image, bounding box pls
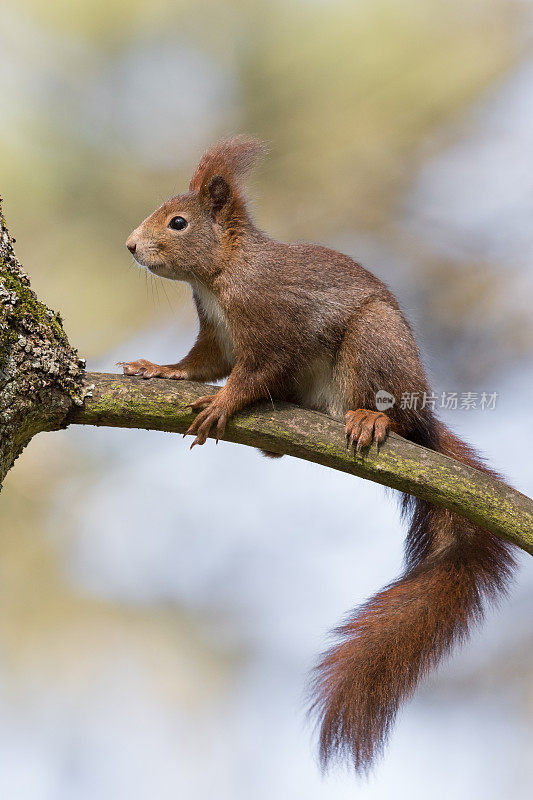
[188,394,219,411]
[185,398,228,447]
[119,359,187,380]
[345,409,392,453]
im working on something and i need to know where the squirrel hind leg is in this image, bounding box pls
[260,449,284,459]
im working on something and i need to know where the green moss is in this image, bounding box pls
[0,266,67,342]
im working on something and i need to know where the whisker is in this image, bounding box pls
[157,276,174,313]
[264,383,275,410]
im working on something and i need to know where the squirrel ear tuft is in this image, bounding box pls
[189,135,266,194]
[191,136,266,224]
[207,175,231,217]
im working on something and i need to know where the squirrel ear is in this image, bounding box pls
[206,175,231,218]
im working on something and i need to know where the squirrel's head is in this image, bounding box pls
[126,135,265,283]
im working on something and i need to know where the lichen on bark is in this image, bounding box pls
[0,196,85,486]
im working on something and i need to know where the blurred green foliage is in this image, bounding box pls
[0,2,531,765]
[1,0,524,356]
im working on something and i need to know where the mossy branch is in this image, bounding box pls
[67,372,533,556]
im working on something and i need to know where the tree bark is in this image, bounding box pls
[0,198,85,486]
[1,198,532,557]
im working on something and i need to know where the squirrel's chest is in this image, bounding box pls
[194,285,235,365]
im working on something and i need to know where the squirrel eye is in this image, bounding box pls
[168,216,188,231]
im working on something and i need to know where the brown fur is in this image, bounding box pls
[189,135,266,194]
[122,137,516,772]
[312,428,514,771]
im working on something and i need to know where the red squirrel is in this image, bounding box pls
[120,136,515,772]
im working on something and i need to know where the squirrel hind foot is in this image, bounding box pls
[344,409,393,452]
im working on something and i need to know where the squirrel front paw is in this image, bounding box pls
[345,409,392,452]
[117,360,187,380]
[185,394,228,448]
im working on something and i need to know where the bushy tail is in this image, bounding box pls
[311,423,516,772]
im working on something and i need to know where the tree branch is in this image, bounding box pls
[67,372,533,556]
[1,198,531,558]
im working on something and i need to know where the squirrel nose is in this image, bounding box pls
[126,239,136,254]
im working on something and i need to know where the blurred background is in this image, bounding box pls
[1,0,533,797]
